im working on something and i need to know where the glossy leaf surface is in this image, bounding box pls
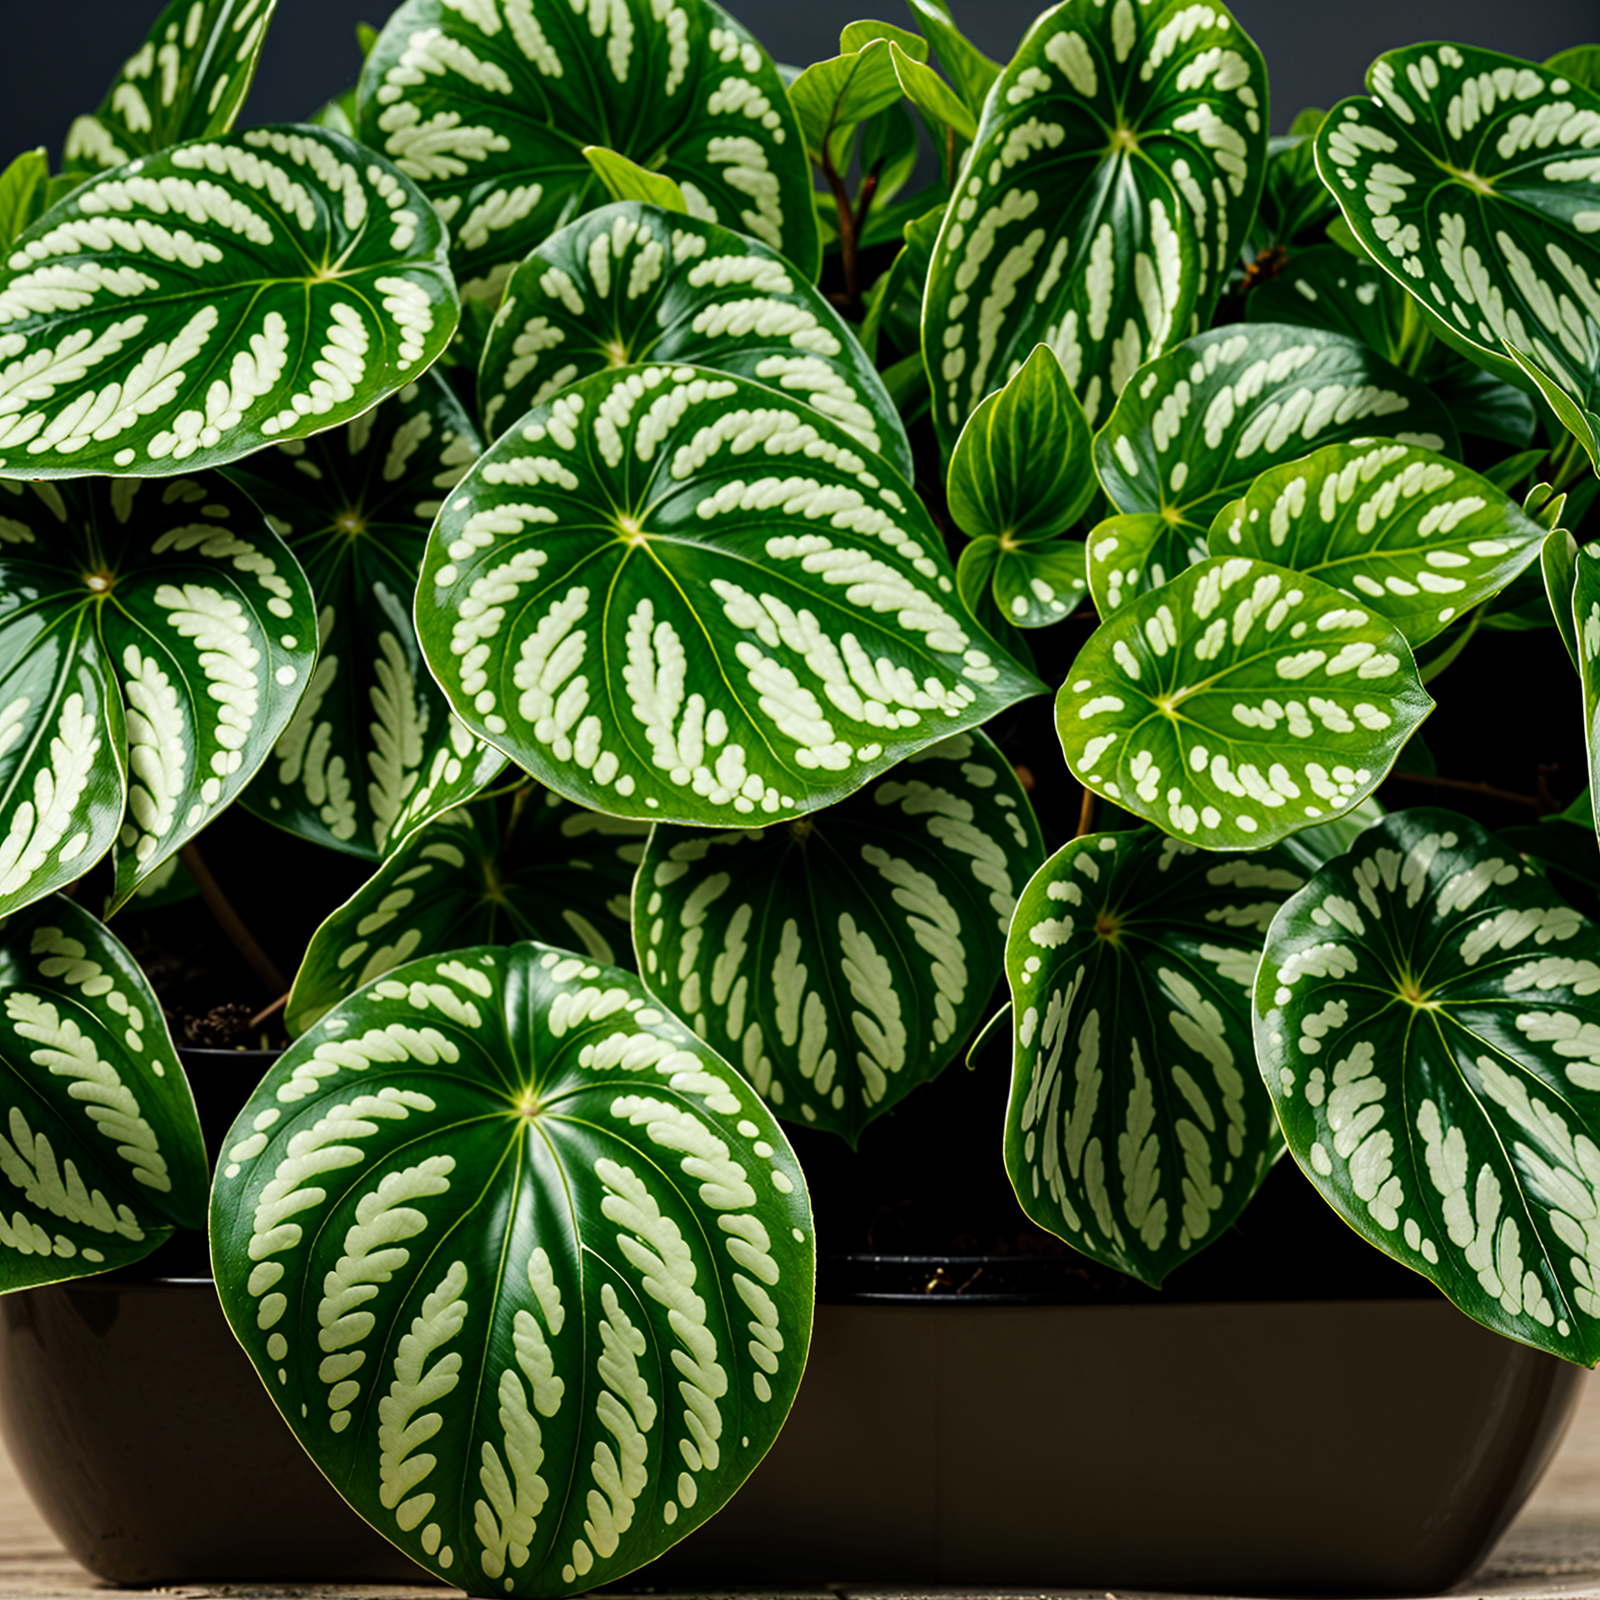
[1057,556,1432,850]
[635,731,1043,1144]
[212,943,813,1594]
[582,147,691,214]
[417,363,1041,827]
[1546,526,1580,668]
[1576,546,1600,837]
[0,895,207,1288]
[1084,510,1205,618]
[958,534,1087,630]
[0,151,49,251]
[0,126,456,478]
[903,0,1000,117]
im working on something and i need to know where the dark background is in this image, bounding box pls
[0,0,1594,166]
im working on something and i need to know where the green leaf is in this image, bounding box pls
[636,730,1042,1144]
[0,149,49,251]
[1255,807,1600,1363]
[1251,108,1337,251]
[477,203,910,483]
[1316,45,1600,472]
[0,474,317,918]
[1271,795,1385,875]
[581,146,690,214]
[223,372,502,860]
[356,20,380,58]
[286,788,648,1034]
[1005,827,1300,1285]
[888,41,975,143]
[856,99,922,215]
[360,0,820,294]
[1208,439,1548,646]
[1058,556,1433,850]
[1505,342,1600,474]
[789,40,905,171]
[1085,510,1208,616]
[923,0,1269,451]
[841,20,927,60]
[0,126,458,479]
[902,0,1000,117]
[211,942,814,1595]
[0,895,208,1286]
[958,533,1087,630]
[1432,360,1539,449]
[308,87,358,136]
[947,344,1094,543]
[1546,526,1581,668]
[1501,816,1600,893]
[1574,545,1600,833]
[1482,448,1549,496]
[1546,45,1600,93]
[63,0,278,172]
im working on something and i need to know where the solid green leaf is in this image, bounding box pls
[1575,545,1600,833]
[1005,827,1300,1285]
[0,474,317,917]
[1547,45,1600,92]
[308,88,358,136]
[923,0,1268,451]
[211,942,814,1595]
[1256,807,1600,1363]
[635,731,1042,1143]
[788,39,905,173]
[902,0,1000,117]
[1208,439,1548,646]
[888,41,976,143]
[356,20,380,58]
[841,20,927,61]
[856,101,923,222]
[581,147,690,215]
[224,372,501,859]
[63,0,278,172]
[1505,342,1600,472]
[1057,556,1433,850]
[0,126,458,479]
[1546,526,1581,668]
[1249,108,1338,251]
[0,150,49,251]
[1501,816,1600,894]
[286,787,648,1034]
[958,533,1088,630]
[0,895,207,1287]
[418,363,1041,826]
[361,0,819,294]
[477,203,910,483]
[1433,360,1539,448]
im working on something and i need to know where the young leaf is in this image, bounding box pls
[211,943,814,1595]
[888,41,976,142]
[1006,828,1302,1286]
[1546,527,1580,669]
[1057,557,1433,850]
[788,39,905,170]
[0,149,49,250]
[902,0,1000,117]
[581,146,690,214]
[1546,45,1600,92]
[959,535,1088,630]
[840,20,927,60]
[1256,807,1600,1363]
[0,126,457,479]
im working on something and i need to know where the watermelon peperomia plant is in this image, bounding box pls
[1,0,1600,1591]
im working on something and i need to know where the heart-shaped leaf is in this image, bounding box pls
[635,731,1043,1144]
[223,372,500,859]
[1084,511,1206,617]
[923,0,1268,449]
[1057,555,1432,850]
[287,788,649,1034]
[417,363,1042,828]
[63,0,278,173]
[359,0,818,297]
[477,203,910,481]
[1006,827,1300,1285]
[0,894,207,1288]
[1255,807,1600,1362]
[958,534,1087,630]
[211,942,813,1595]
[1208,439,1547,645]
[0,125,457,478]
[0,473,317,917]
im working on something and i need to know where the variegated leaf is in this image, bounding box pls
[1316,44,1600,469]
[922,0,1268,451]
[211,943,813,1595]
[1208,439,1547,645]
[1255,807,1600,1363]
[0,895,207,1287]
[1084,510,1206,616]
[0,126,457,478]
[287,786,648,1033]
[63,0,278,173]
[358,0,819,299]
[957,533,1088,629]
[1005,828,1300,1285]
[416,363,1042,827]
[1057,555,1432,850]
[0,474,316,917]
[477,202,910,481]
[634,731,1043,1144]
[225,372,500,859]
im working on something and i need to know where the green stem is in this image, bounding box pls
[178,842,288,998]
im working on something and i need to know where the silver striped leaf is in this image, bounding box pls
[0,473,316,917]
[225,372,501,859]
[922,0,1269,452]
[476,202,910,480]
[0,126,457,479]
[1208,439,1548,647]
[211,942,813,1595]
[63,0,278,174]
[1315,45,1600,470]
[0,895,208,1288]
[634,731,1044,1144]
[415,363,1043,828]
[1255,807,1600,1363]
[957,533,1087,630]
[1084,510,1206,616]
[1057,555,1432,851]
[287,787,648,1034]
[1005,827,1300,1285]
[357,0,819,300]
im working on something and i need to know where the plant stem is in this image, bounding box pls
[1386,770,1543,812]
[178,842,288,998]
[819,144,860,313]
[247,992,288,1031]
[1075,785,1098,838]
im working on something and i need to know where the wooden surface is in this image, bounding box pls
[2,1372,1600,1598]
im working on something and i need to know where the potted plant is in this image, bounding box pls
[0,0,1598,1594]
